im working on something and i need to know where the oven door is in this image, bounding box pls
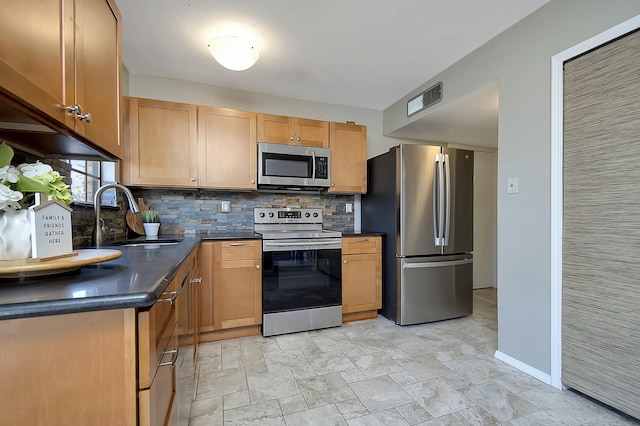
[262,239,342,314]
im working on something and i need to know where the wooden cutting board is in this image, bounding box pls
[126,210,145,235]
[137,197,152,212]
[125,197,150,235]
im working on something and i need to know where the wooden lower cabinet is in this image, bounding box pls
[0,309,138,425]
[198,240,262,342]
[0,246,203,426]
[342,236,382,322]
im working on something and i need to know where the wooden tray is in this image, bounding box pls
[0,249,122,278]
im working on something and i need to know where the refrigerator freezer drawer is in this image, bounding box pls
[399,256,472,325]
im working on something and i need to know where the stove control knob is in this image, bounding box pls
[269,212,274,218]
[305,212,311,218]
[313,212,319,218]
[259,212,265,218]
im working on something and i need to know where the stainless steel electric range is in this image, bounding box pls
[255,208,342,337]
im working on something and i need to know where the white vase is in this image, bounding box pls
[0,209,32,260]
[143,223,160,237]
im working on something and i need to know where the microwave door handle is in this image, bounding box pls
[311,151,316,183]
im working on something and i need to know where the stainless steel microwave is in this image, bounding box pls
[257,142,331,189]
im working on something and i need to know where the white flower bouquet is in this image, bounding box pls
[0,142,73,211]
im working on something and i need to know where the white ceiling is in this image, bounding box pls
[114,0,549,145]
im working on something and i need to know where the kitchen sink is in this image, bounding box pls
[108,238,183,247]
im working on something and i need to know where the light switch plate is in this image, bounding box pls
[221,201,231,212]
[346,203,353,213]
[507,177,519,194]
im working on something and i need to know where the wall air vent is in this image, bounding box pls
[407,81,443,117]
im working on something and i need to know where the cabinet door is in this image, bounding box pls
[296,118,329,148]
[257,113,293,145]
[213,258,262,330]
[0,0,73,125]
[74,0,122,158]
[342,253,381,313]
[198,107,257,189]
[198,242,215,333]
[329,122,367,193]
[125,97,198,187]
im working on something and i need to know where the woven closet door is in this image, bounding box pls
[563,29,640,419]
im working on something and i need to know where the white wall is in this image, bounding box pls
[384,0,640,376]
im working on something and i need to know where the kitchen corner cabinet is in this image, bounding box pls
[124,97,198,187]
[0,249,201,426]
[0,0,123,159]
[342,236,382,322]
[199,240,262,342]
[329,122,367,193]
[258,113,329,148]
[198,106,257,190]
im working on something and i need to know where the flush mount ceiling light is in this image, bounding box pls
[207,35,259,71]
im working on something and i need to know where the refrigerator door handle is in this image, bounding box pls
[434,153,445,246]
[443,154,451,246]
[403,258,473,269]
[433,154,439,245]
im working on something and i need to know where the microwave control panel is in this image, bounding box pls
[315,157,329,179]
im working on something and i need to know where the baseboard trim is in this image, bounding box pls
[494,350,552,386]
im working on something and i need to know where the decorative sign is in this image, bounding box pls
[28,199,73,259]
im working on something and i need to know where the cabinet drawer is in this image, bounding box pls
[139,324,178,426]
[342,236,381,254]
[213,240,261,261]
[139,274,180,389]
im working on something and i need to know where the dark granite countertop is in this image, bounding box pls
[0,233,262,321]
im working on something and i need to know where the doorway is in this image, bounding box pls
[473,150,497,289]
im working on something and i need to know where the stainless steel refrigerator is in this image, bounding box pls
[361,144,474,325]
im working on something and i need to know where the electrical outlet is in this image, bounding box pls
[346,203,353,213]
[221,201,231,212]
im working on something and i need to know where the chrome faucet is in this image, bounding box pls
[94,183,139,248]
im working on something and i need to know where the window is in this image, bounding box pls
[64,160,118,206]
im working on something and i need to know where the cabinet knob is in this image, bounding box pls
[191,177,196,182]
[191,277,202,284]
[343,259,348,264]
[290,136,295,141]
[256,264,260,270]
[296,137,301,141]
[251,179,255,184]
[78,112,92,123]
[331,183,335,187]
[66,104,82,114]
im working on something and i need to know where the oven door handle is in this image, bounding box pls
[263,240,342,251]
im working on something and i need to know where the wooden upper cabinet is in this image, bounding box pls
[74,0,122,158]
[0,0,122,159]
[124,97,198,187]
[0,0,70,124]
[329,122,367,193]
[258,113,329,148]
[198,107,257,190]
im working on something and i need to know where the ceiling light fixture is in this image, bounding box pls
[207,35,259,71]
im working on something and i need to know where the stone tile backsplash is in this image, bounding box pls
[132,189,355,235]
[12,146,355,247]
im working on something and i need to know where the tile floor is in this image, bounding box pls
[184,289,638,425]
